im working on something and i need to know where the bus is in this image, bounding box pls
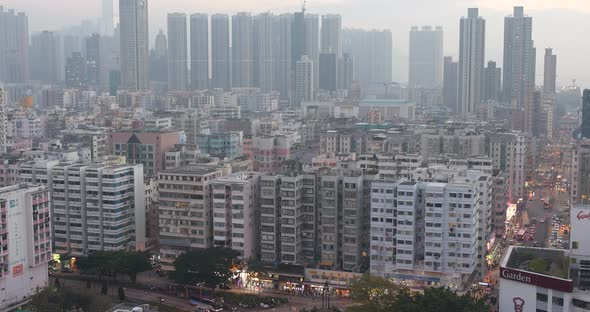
[515,229,527,242]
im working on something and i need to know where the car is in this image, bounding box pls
[540,219,545,223]
[219,283,231,290]
[61,268,73,273]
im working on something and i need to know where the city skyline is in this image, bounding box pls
[1,0,588,89]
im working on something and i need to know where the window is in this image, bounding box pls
[536,293,548,302]
[573,299,590,309]
[552,297,564,307]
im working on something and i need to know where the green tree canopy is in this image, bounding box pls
[76,250,151,283]
[170,247,238,286]
[30,287,112,312]
[348,275,489,312]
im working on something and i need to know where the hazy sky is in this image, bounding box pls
[2,0,589,89]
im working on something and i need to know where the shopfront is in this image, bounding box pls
[304,268,363,297]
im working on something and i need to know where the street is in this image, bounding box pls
[51,274,353,312]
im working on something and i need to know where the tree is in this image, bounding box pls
[76,250,152,283]
[246,258,268,276]
[30,288,62,312]
[117,287,126,301]
[76,251,118,280]
[348,275,489,312]
[349,274,406,312]
[30,287,111,312]
[170,247,239,286]
[116,251,152,283]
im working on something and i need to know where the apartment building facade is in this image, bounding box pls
[211,172,260,259]
[370,171,488,289]
[0,184,51,310]
[157,166,224,270]
[20,161,146,256]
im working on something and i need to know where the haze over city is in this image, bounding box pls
[2,0,590,311]
[3,0,589,87]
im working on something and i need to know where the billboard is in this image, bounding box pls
[571,206,590,257]
[499,267,573,293]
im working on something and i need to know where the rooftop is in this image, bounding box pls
[360,99,413,104]
[504,246,569,279]
[161,165,221,175]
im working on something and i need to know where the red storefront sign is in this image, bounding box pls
[577,210,590,221]
[500,267,573,293]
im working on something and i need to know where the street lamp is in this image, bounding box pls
[322,280,330,310]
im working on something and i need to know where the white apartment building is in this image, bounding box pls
[370,170,486,290]
[0,184,51,311]
[489,132,527,202]
[157,165,224,270]
[211,172,260,259]
[20,161,146,256]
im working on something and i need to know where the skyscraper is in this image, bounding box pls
[232,13,253,88]
[211,14,231,90]
[458,8,485,117]
[442,56,458,112]
[319,53,337,92]
[304,14,320,92]
[253,13,274,92]
[482,61,501,102]
[544,48,557,94]
[292,9,306,66]
[583,90,590,139]
[502,6,535,107]
[65,52,86,88]
[190,13,209,90]
[0,89,6,154]
[408,26,443,89]
[342,29,392,89]
[30,31,59,83]
[167,13,188,91]
[295,55,313,106]
[86,33,101,86]
[119,0,149,91]
[524,90,542,137]
[0,6,29,83]
[338,53,354,90]
[149,30,167,82]
[155,29,167,57]
[321,14,342,56]
[102,0,114,35]
[273,14,292,102]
